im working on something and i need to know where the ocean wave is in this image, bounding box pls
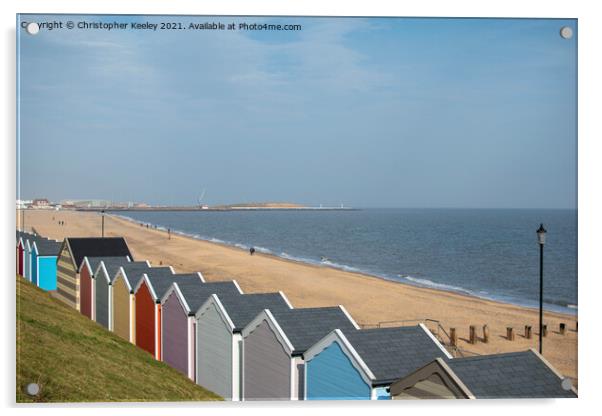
[254,246,273,254]
[277,252,364,273]
[399,274,476,296]
[280,252,321,265]
[321,260,362,273]
[567,304,578,309]
[209,237,226,244]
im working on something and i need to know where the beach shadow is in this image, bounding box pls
[458,337,481,345]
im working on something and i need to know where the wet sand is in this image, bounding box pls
[20,209,578,384]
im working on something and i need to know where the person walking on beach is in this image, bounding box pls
[168,228,171,240]
[250,247,255,256]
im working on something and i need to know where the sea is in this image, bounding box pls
[115,208,577,315]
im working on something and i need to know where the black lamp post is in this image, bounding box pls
[101,210,105,238]
[536,223,547,354]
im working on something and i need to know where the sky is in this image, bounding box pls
[17,15,577,208]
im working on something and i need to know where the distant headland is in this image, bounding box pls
[16,199,357,212]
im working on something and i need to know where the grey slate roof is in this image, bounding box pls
[24,234,44,247]
[85,256,130,275]
[66,237,132,268]
[17,231,36,244]
[33,239,61,256]
[270,307,358,355]
[175,280,241,314]
[447,350,576,398]
[96,257,132,283]
[113,261,152,287]
[215,293,291,331]
[142,270,202,301]
[342,326,448,385]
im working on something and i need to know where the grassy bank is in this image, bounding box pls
[16,275,221,403]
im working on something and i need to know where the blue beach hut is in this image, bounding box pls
[303,325,452,400]
[32,239,61,291]
[241,306,360,401]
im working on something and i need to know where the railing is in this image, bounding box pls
[358,317,481,358]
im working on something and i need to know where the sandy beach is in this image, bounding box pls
[20,209,578,385]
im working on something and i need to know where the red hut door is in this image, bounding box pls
[18,244,24,276]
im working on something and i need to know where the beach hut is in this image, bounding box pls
[133,270,204,359]
[79,256,131,320]
[389,349,577,399]
[24,236,37,281]
[93,257,132,330]
[194,291,294,401]
[31,239,61,291]
[29,239,38,286]
[56,237,132,311]
[17,232,25,276]
[161,280,243,380]
[17,231,36,278]
[25,234,46,282]
[303,325,452,400]
[111,261,159,343]
[29,236,41,285]
[241,306,360,401]
[16,231,25,275]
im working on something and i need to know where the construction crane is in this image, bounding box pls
[198,189,208,209]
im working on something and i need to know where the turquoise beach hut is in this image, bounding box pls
[303,325,452,400]
[31,239,61,291]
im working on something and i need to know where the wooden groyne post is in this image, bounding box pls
[482,324,489,343]
[506,327,515,341]
[469,325,477,344]
[450,328,457,347]
[525,325,532,339]
[559,323,566,335]
[542,324,548,337]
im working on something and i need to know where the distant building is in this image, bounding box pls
[16,199,32,209]
[60,199,112,208]
[32,198,51,208]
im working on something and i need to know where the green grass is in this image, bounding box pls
[16,275,222,403]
